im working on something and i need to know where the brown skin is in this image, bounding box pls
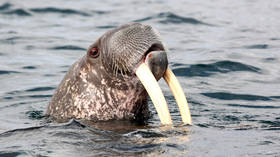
[47,23,168,123]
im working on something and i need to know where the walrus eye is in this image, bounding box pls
[89,47,99,58]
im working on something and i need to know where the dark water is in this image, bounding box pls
[1,0,280,156]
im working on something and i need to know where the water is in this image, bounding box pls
[1,0,280,156]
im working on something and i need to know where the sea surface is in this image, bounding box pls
[0,0,280,156]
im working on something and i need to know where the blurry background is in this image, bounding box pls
[0,0,279,156]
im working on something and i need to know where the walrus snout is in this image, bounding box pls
[144,50,168,81]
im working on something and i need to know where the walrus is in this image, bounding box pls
[47,23,191,125]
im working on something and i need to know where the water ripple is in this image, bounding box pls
[5,87,55,96]
[127,130,165,138]
[0,119,163,156]
[134,12,211,25]
[49,45,87,51]
[158,12,210,25]
[260,120,280,130]
[26,110,44,120]
[5,36,22,41]
[3,94,52,99]
[30,7,91,16]
[172,60,261,77]
[90,10,108,15]
[0,3,12,11]
[0,152,26,157]
[96,25,117,29]
[202,92,272,101]
[25,87,55,92]
[24,94,52,98]
[245,44,269,49]
[22,66,37,69]
[0,70,20,75]
[270,38,280,41]
[1,9,31,16]
[227,104,280,109]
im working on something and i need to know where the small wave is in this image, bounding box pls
[202,92,272,101]
[60,65,70,68]
[172,60,261,77]
[25,87,55,92]
[158,12,210,25]
[170,62,184,67]
[263,57,277,62]
[134,16,153,23]
[221,115,240,122]
[227,104,280,109]
[27,95,52,98]
[134,12,211,25]
[245,44,269,49]
[127,130,165,138]
[25,45,35,50]
[260,120,280,126]
[0,126,44,136]
[260,120,280,130]
[109,142,160,155]
[6,87,55,95]
[6,36,22,41]
[2,36,23,44]
[11,94,53,99]
[196,123,210,128]
[1,9,31,16]
[258,141,274,145]
[133,12,210,25]
[0,100,47,110]
[26,110,45,120]
[270,96,280,99]
[91,10,108,15]
[3,96,13,100]
[0,120,82,136]
[0,3,12,11]
[264,128,280,131]
[50,45,86,51]
[96,25,117,29]
[0,70,20,75]
[1,94,51,100]
[53,131,86,140]
[210,114,242,125]
[30,7,90,16]
[270,38,280,41]
[44,74,55,77]
[0,152,27,157]
[22,66,36,69]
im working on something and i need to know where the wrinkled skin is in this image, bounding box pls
[47,23,167,122]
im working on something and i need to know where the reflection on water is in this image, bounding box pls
[0,0,280,156]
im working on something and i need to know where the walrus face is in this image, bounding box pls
[47,23,191,125]
[88,23,167,78]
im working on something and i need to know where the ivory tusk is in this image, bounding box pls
[163,68,192,125]
[136,63,173,125]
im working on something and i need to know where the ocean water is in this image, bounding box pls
[0,0,280,156]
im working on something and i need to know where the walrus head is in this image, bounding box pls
[47,23,191,125]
